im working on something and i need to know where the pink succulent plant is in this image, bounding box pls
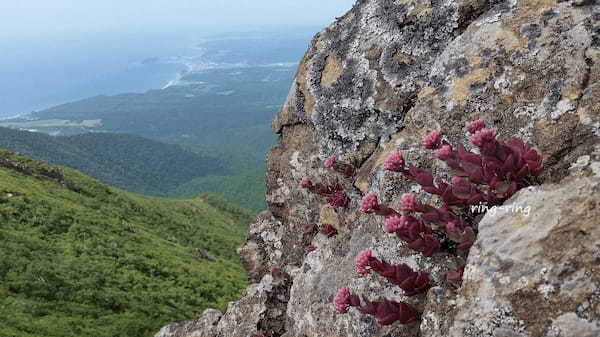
[359,193,398,217]
[434,144,453,160]
[354,249,372,275]
[299,177,312,188]
[334,286,352,314]
[384,214,403,233]
[400,193,418,211]
[359,193,378,213]
[354,249,430,295]
[319,224,338,237]
[358,297,420,325]
[326,190,349,207]
[331,120,543,327]
[470,128,498,147]
[383,151,406,172]
[300,178,350,209]
[421,130,442,149]
[466,119,486,134]
[444,222,476,250]
[334,287,419,325]
[324,155,336,168]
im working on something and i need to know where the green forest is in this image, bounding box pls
[0,127,268,213]
[168,166,266,213]
[0,150,250,337]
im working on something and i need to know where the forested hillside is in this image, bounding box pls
[0,127,269,212]
[0,127,227,195]
[0,150,249,337]
[169,166,266,213]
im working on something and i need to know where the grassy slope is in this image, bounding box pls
[0,150,249,337]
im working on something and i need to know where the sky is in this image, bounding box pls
[0,0,356,37]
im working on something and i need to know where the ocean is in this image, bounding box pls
[0,32,197,118]
[0,28,316,119]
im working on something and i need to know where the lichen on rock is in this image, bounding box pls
[423,176,600,337]
[155,0,600,336]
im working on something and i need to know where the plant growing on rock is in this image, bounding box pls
[335,120,543,326]
[334,286,419,325]
[319,223,338,237]
[378,120,542,250]
[270,267,293,281]
[299,157,356,248]
[299,156,355,209]
[361,194,441,256]
[324,155,355,177]
[299,178,349,208]
[385,120,542,203]
[354,249,430,296]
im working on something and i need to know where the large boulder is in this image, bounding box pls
[421,176,600,337]
[156,0,600,336]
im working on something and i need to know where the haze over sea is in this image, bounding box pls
[0,32,183,118]
[0,28,317,118]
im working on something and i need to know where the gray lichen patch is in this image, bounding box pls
[302,0,485,156]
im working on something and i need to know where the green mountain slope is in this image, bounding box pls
[169,166,266,213]
[0,127,270,213]
[0,150,249,337]
[0,127,229,196]
[180,125,275,174]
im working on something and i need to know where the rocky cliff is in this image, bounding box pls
[156,0,600,336]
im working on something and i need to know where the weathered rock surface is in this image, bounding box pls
[156,0,600,336]
[421,176,600,337]
[155,274,291,337]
